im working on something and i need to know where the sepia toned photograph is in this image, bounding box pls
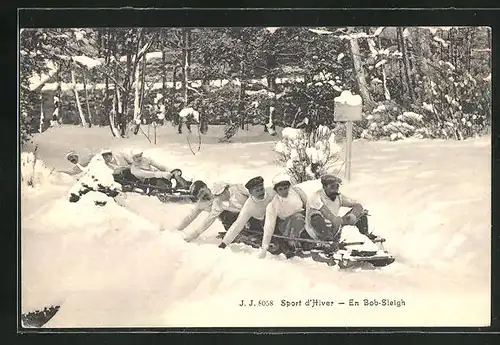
[19,25,491,328]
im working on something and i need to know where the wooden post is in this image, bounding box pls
[154,121,157,145]
[334,90,363,182]
[345,121,353,181]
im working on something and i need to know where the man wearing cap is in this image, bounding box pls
[218,176,276,249]
[305,174,374,245]
[129,148,172,181]
[182,182,249,242]
[100,149,133,173]
[257,173,310,259]
[63,150,95,176]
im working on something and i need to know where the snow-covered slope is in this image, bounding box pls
[21,128,491,328]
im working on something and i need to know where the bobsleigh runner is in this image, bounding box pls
[112,167,204,203]
[217,223,395,269]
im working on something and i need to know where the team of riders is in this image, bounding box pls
[65,148,377,259]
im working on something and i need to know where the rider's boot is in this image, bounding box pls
[355,215,379,241]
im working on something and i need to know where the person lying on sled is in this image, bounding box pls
[305,174,376,246]
[129,148,194,190]
[218,176,276,249]
[256,174,309,259]
[174,180,213,229]
[63,150,95,176]
[181,182,249,242]
[100,149,133,174]
[129,148,172,180]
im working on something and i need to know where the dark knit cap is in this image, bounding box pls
[320,174,342,186]
[190,180,208,198]
[245,176,264,190]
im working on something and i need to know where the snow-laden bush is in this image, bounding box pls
[360,60,490,141]
[21,151,56,188]
[359,102,430,141]
[274,125,342,183]
[417,64,491,140]
[68,154,122,205]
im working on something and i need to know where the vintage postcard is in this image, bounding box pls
[19,23,491,329]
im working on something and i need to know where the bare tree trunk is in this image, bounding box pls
[121,52,133,137]
[179,28,191,134]
[415,28,432,103]
[39,93,44,133]
[70,69,88,127]
[109,84,123,137]
[349,35,376,109]
[82,70,93,127]
[182,28,191,108]
[161,31,167,96]
[486,27,491,70]
[171,65,180,127]
[398,27,414,104]
[104,30,116,136]
[107,31,120,137]
[132,55,142,125]
[109,85,120,136]
[91,88,98,126]
[377,36,391,101]
[132,53,147,135]
[396,28,405,101]
[55,63,62,125]
[239,61,246,130]
[139,55,147,116]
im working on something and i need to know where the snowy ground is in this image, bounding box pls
[21,125,491,328]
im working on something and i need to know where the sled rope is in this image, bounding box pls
[240,228,385,247]
[186,123,202,155]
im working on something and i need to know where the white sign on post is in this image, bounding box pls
[333,91,363,181]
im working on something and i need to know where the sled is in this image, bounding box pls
[113,167,200,203]
[217,225,395,269]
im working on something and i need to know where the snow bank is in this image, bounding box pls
[21,152,73,191]
[21,131,491,328]
[68,154,121,204]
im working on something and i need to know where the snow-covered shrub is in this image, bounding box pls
[274,125,341,183]
[358,102,429,141]
[359,102,400,140]
[21,151,55,188]
[417,63,491,140]
[68,154,122,205]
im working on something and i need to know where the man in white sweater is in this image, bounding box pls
[305,174,374,244]
[257,174,310,259]
[218,176,276,249]
[181,181,249,242]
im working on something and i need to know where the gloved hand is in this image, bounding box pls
[256,248,267,259]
